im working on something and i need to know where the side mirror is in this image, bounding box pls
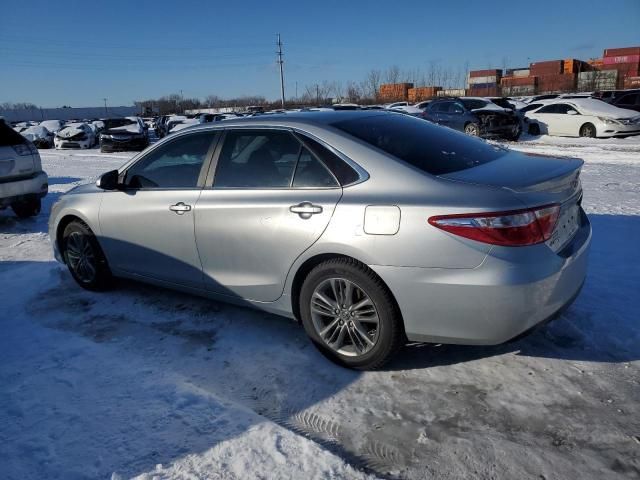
[567,110,578,115]
[97,169,121,190]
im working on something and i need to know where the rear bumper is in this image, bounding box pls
[0,171,48,207]
[370,212,592,345]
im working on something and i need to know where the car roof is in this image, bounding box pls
[179,110,393,131]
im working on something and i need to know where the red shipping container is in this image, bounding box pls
[530,60,563,75]
[501,76,537,86]
[624,76,640,88]
[468,86,501,97]
[603,55,640,65]
[604,47,640,57]
[469,69,501,78]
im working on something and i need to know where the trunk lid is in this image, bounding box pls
[440,149,584,252]
[440,149,583,201]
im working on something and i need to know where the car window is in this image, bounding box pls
[430,102,449,113]
[292,147,338,188]
[450,102,465,114]
[0,121,27,146]
[553,104,575,114]
[521,103,543,113]
[125,132,214,189]
[461,99,487,110]
[617,93,638,104]
[214,130,301,188]
[297,134,360,186]
[535,104,560,114]
[332,113,506,176]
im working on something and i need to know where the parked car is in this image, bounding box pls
[422,97,521,139]
[49,111,590,369]
[413,100,432,110]
[54,122,96,149]
[524,98,640,137]
[609,89,640,113]
[39,120,66,134]
[0,118,48,218]
[99,117,148,152]
[21,125,54,148]
[385,102,409,109]
[155,115,169,138]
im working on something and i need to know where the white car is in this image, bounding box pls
[0,119,48,218]
[54,122,96,149]
[21,125,54,148]
[385,101,409,109]
[524,98,640,138]
[39,120,66,133]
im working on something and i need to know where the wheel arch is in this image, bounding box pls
[289,253,405,338]
[55,213,96,259]
[580,121,597,138]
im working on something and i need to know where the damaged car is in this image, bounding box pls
[99,117,148,153]
[422,97,521,140]
[54,122,96,150]
[21,125,54,148]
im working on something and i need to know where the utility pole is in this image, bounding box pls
[103,98,108,115]
[276,34,285,108]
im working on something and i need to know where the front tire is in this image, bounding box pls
[62,220,112,291]
[299,258,403,370]
[11,197,41,218]
[464,122,480,136]
[579,123,596,138]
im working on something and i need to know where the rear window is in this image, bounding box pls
[0,121,27,146]
[331,114,506,176]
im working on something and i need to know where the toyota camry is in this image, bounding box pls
[49,111,591,369]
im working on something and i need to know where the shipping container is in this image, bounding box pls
[537,73,577,93]
[469,69,501,78]
[512,68,530,77]
[577,70,618,91]
[436,89,467,97]
[468,76,498,85]
[501,76,537,86]
[603,55,640,65]
[624,76,640,89]
[530,60,564,76]
[407,86,441,102]
[604,47,640,57]
[468,86,501,97]
[379,83,414,101]
[502,85,536,96]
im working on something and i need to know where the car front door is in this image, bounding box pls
[98,131,218,288]
[195,128,343,302]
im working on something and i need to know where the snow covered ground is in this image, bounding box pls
[1,135,639,480]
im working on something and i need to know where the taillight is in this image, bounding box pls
[428,204,560,247]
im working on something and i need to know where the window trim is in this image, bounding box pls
[205,126,364,190]
[119,130,220,191]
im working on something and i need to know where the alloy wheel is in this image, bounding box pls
[66,232,97,284]
[310,277,380,357]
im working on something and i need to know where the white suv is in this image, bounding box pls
[0,119,48,217]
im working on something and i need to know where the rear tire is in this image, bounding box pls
[62,220,113,291]
[579,123,596,138]
[464,122,480,136]
[11,197,41,218]
[299,258,403,370]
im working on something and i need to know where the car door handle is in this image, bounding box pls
[169,202,192,215]
[290,202,322,219]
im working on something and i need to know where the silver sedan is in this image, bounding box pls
[49,111,591,369]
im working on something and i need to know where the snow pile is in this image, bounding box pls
[1,136,639,479]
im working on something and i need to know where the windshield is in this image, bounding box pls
[461,99,489,110]
[103,118,136,129]
[332,114,506,176]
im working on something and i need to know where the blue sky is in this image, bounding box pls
[2,0,639,107]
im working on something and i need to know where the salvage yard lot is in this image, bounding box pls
[1,135,639,479]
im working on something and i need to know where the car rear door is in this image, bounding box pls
[98,131,218,288]
[194,128,342,302]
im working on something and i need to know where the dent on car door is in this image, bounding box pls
[98,131,218,288]
[195,129,342,302]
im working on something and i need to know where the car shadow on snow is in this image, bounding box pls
[1,213,638,478]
